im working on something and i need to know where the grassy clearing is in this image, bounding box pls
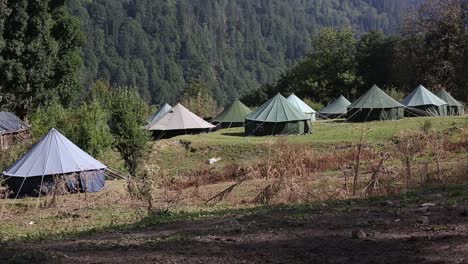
[0,116,466,243]
[176,116,467,146]
[147,116,466,174]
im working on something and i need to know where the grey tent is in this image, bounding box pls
[212,99,252,128]
[245,93,312,136]
[402,85,448,117]
[319,95,351,119]
[435,89,464,116]
[286,93,317,121]
[0,112,31,150]
[145,103,215,139]
[3,128,107,196]
[347,85,404,122]
[146,103,172,124]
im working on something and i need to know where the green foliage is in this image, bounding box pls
[245,28,363,104]
[30,102,113,157]
[180,80,218,118]
[108,88,150,175]
[303,98,324,112]
[383,86,405,102]
[0,0,85,118]
[68,0,411,106]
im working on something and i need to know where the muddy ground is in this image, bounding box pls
[2,193,468,264]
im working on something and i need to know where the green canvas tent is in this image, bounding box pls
[435,89,464,116]
[319,95,351,119]
[402,85,448,117]
[245,93,312,136]
[347,85,404,122]
[212,99,252,128]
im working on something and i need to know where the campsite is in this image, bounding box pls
[0,0,467,263]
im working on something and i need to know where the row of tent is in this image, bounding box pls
[144,85,464,137]
[0,85,464,197]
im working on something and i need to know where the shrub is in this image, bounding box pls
[108,88,150,175]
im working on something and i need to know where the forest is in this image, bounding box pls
[67,0,414,106]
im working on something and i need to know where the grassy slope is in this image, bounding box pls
[149,116,467,173]
[0,116,466,243]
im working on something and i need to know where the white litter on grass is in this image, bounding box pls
[208,157,222,165]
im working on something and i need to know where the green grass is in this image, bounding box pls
[149,116,467,173]
[175,116,466,146]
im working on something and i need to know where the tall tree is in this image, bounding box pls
[261,27,362,103]
[0,0,85,118]
[398,0,467,97]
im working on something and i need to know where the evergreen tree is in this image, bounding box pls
[0,0,85,118]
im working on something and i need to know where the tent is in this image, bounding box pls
[212,99,252,128]
[319,95,351,119]
[402,85,448,117]
[245,93,312,136]
[3,128,107,197]
[347,85,404,122]
[144,103,215,138]
[286,93,317,121]
[435,89,464,116]
[146,103,172,124]
[0,112,31,150]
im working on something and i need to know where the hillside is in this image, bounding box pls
[69,0,413,106]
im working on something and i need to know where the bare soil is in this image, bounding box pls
[3,195,468,264]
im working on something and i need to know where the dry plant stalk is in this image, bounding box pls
[363,152,389,196]
[393,130,426,188]
[353,129,371,195]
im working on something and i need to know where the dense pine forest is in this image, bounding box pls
[68,0,414,105]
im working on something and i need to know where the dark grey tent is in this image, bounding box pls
[402,85,448,117]
[319,95,351,119]
[347,85,404,122]
[245,93,312,136]
[435,89,464,116]
[0,112,31,150]
[3,128,107,197]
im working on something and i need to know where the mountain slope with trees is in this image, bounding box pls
[68,0,413,106]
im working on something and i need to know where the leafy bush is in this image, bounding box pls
[108,88,150,175]
[304,98,324,111]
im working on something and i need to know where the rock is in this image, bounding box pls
[351,229,367,239]
[381,200,394,207]
[415,207,430,213]
[421,203,435,207]
[417,216,429,225]
[393,218,401,222]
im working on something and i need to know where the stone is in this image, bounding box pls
[381,200,394,207]
[415,207,430,213]
[351,229,367,239]
[421,203,435,207]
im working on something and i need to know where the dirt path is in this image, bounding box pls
[4,197,468,264]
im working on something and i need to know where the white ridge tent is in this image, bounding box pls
[287,93,317,121]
